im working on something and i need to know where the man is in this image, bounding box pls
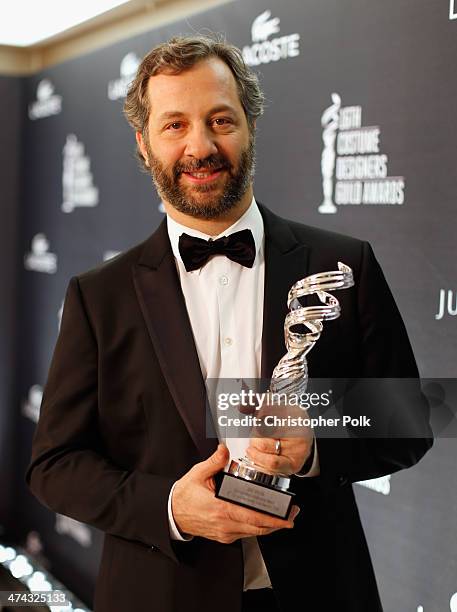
[27,36,432,612]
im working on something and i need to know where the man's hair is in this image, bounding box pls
[124,34,264,167]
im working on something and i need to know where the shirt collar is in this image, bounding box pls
[166,196,264,272]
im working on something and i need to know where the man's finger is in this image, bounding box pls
[226,504,300,537]
[245,445,291,474]
[193,444,229,478]
[225,503,294,530]
[249,437,278,454]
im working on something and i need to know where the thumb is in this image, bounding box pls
[195,444,229,478]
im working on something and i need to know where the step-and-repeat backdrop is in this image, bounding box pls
[0,75,22,540]
[5,0,457,609]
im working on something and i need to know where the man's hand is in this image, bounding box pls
[246,399,314,475]
[245,436,313,476]
[171,444,300,543]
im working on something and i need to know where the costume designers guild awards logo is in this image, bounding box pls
[450,0,457,20]
[356,475,391,496]
[28,79,62,120]
[418,592,457,612]
[22,385,43,423]
[62,134,99,213]
[108,52,141,100]
[318,93,405,213]
[435,289,457,320]
[24,234,57,274]
[450,592,457,611]
[242,10,300,66]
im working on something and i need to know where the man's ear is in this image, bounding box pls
[136,131,149,166]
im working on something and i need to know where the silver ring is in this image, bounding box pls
[275,439,281,455]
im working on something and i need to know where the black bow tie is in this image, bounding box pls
[178,228,256,272]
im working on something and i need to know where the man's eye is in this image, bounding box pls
[213,118,231,126]
[168,122,182,130]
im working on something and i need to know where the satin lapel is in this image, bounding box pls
[259,206,310,380]
[132,221,217,460]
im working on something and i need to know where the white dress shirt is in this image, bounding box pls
[165,197,317,590]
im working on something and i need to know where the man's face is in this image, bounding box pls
[137,57,255,220]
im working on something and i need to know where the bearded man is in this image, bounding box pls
[27,36,432,612]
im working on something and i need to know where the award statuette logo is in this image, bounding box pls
[215,263,354,518]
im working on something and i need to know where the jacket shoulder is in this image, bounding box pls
[262,204,367,266]
[74,238,149,289]
[289,220,366,274]
[260,203,365,252]
[288,218,364,250]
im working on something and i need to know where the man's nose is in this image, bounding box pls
[183,124,218,159]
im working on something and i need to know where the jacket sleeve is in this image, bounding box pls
[315,241,433,491]
[25,276,178,563]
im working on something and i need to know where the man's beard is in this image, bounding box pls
[145,136,256,220]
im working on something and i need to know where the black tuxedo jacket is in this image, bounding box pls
[26,205,432,612]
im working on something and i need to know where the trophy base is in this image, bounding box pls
[214,459,294,519]
[318,201,337,214]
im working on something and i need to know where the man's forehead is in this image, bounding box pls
[146,57,242,113]
[156,104,239,122]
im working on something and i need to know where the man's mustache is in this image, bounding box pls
[174,155,231,177]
